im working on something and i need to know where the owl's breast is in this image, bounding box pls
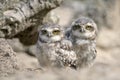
[74,44,88,52]
[44,43,60,60]
[73,42,97,67]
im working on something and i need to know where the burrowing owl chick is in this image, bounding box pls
[36,23,77,69]
[66,17,98,68]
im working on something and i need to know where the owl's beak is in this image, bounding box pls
[79,28,85,33]
[47,33,52,37]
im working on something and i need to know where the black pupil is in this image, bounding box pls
[53,30,60,35]
[41,30,47,34]
[86,25,94,31]
[72,25,81,30]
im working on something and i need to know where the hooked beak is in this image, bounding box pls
[79,28,85,33]
[47,33,52,37]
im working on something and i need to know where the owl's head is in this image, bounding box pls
[71,17,98,40]
[38,23,64,43]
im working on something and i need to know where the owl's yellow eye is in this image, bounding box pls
[41,30,47,35]
[72,25,81,30]
[85,25,94,31]
[52,30,60,35]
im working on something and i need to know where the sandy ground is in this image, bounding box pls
[1,0,120,80]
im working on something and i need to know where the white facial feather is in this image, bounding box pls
[76,39,90,45]
[39,27,63,43]
[50,35,62,42]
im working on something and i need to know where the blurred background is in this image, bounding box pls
[2,0,120,80]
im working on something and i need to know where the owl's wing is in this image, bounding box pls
[55,39,78,69]
[60,39,73,50]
